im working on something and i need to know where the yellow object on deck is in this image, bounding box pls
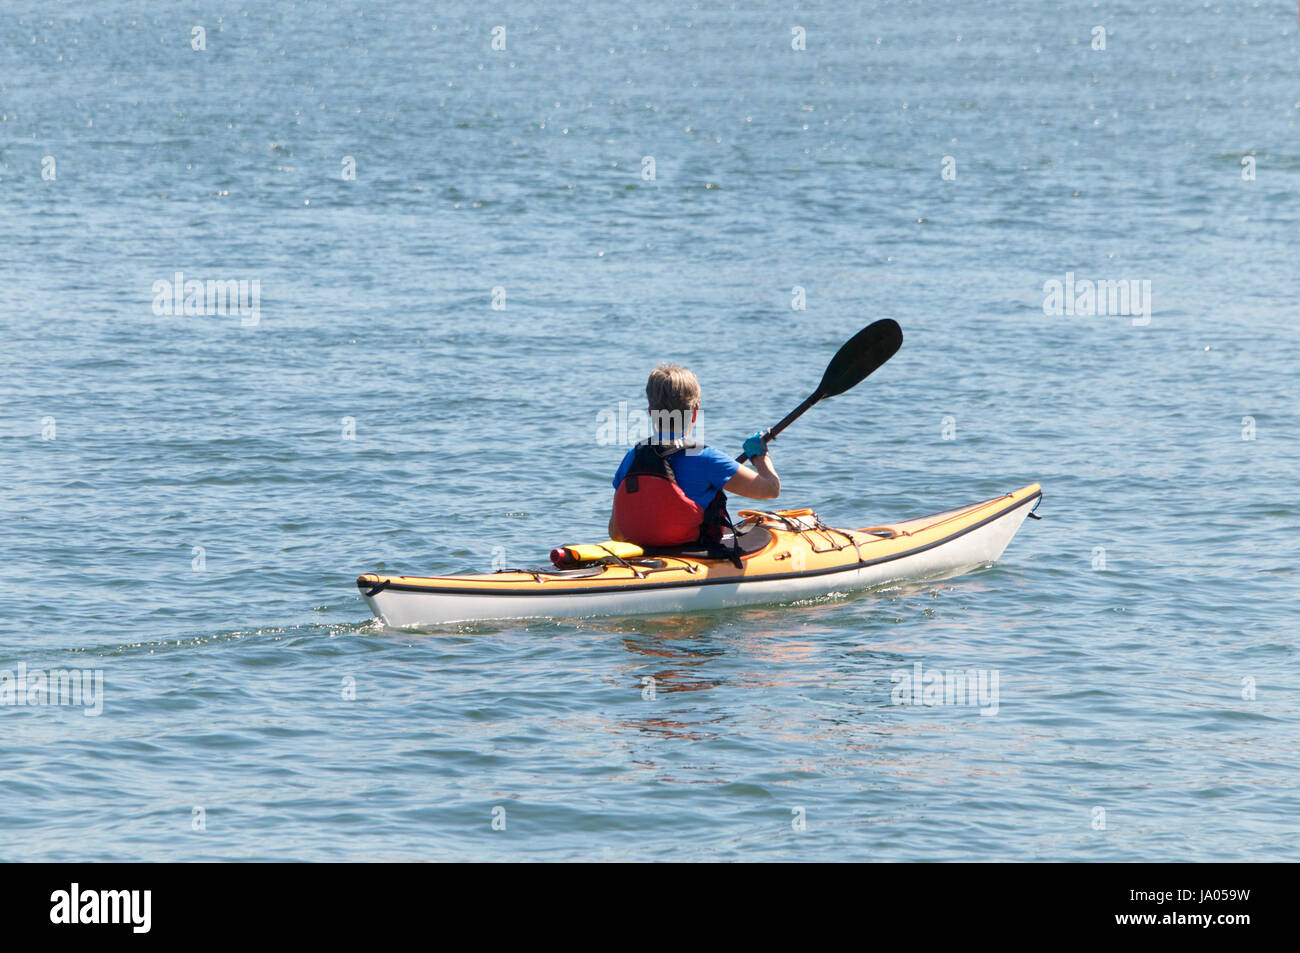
[552,540,646,566]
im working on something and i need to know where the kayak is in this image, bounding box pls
[356,483,1042,628]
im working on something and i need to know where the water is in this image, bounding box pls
[2,1,1297,861]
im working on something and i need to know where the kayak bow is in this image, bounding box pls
[357,483,1042,628]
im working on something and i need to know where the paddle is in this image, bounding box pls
[735,318,904,464]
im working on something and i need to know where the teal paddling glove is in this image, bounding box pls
[743,431,768,459]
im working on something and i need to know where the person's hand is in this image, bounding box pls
[742,431,769,459]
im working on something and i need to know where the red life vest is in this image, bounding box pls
[613,440,729,547]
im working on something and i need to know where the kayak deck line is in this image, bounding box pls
[355,484,1042,625]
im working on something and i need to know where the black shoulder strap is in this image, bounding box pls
[629,437,710,481]
[628,441,678,482]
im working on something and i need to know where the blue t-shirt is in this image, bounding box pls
[613,444,740,510]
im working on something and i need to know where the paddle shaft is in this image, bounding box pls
[732,319,903,466]
[734,390,821,465]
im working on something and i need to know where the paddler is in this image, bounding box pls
[609,363,780,546]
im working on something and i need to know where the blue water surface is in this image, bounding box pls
[1,1,1297,861]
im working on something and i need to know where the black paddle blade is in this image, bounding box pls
[816,319,903,399]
